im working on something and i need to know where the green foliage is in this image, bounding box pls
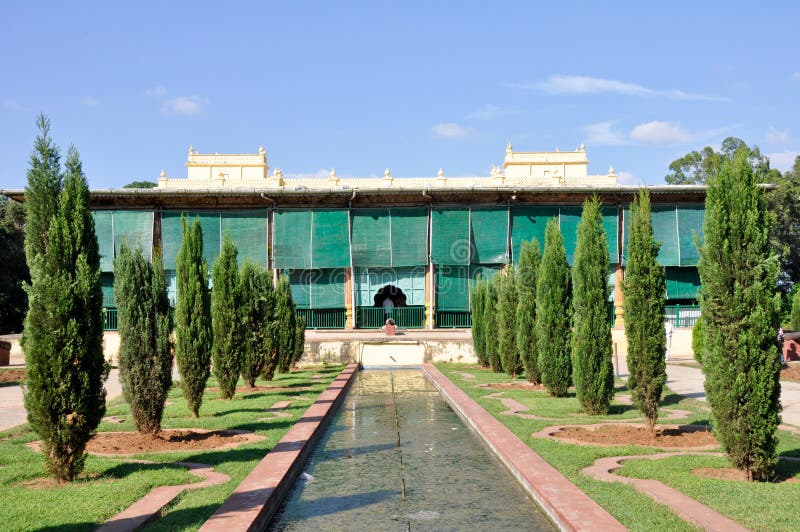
[692,316,704,365]
[22,139,107,482]
[623,190,666,429]
[484,276,501,372]
[665,137,779,185]
[792,289,800,331]
[516,239,541,383]
[239,262,276,387]
[114,245,173,434]
[0,197,28,333]
[294,316,306,365]
[571,197,614,414]
[273,275,298,375]
[698,150,782,481]
[536,219,572,397]
[211,235,243,400]
[122,180,157,189]
[470,278,488,366]
[174,217,212,417]
[769,155,800,287]
[498,267,520,376]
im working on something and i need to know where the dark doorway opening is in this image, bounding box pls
[373,285,407,307]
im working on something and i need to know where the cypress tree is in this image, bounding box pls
[470,278,488,366]
[498,266,521,377]
[485,275,502,372]
[571,197,614,414]
[791,289,800,331]
[516,239,542,383]
[699,150,782,481]
[692,316,705,365]
[273,275,297,376]
[623,190,666,430]
[175,217,212,417]
[239,262,275,388]
[23,144,107,481]
[211,234,244,399]
[536,219,572,397]
[114,245,172,435]
[294,316,306,365]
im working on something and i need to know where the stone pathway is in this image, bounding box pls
[258,400,294,420]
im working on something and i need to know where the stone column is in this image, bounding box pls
[613,264,625,327]
[344,267,354,329]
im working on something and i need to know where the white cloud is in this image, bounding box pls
[145,85,167,98]
[766,127,790,145]
[432,122,471,138]
[2,100,22,110]
[82,96,101,107]
[615,171,640,185]
[465,104,512,120]
[584,121,627,145]
[767,151,800,172]
[161,96,209,115]
[517,75,725,101]
[630,121,693,145]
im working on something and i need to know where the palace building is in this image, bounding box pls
[4,144,706,330]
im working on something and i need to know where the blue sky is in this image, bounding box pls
[1,1,799,188]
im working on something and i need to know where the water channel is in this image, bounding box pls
[270,369,554,531]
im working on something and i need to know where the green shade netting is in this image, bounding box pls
[470,208,509,264]
[100,272,115,307]
[470,264,501,289]
[666,267,701,300]
[351,209,391,267]
[431,208,470,265]
[287,271,311,308]
[678,205,704,266]
[652,205,679,266]
[312,210,350,269]
[559,206,582,265]
[221,210,268,267]
[603,206,620,263]
[390,207,428,267]
[436,265,470,310]
[113,211,153,263]
[273,211,312,269]
[510,206,557,263]
[93,211,114,272]
[288,269,345,308]
[354,266,426,306]
[160,212,221,270]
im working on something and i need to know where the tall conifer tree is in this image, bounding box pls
[23,143,106,481]
[536,219,572,397]
[470,278,488,366]
[273,275,297,375]
[498,266,521,376]
[516,239,542,383]
[699,151,782,481]
[175,218,212,417]
[485,275,502,372]
[239,262,276,387]
[114,245,173,435]
[623,190,666,430]
[571,197,614,414]
[211,234,243,399]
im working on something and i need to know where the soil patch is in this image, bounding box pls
[0,369,25,384]
[781,365,800,382]
[22,472,102,490]
[207,385,312,394]
[82,429,260,456]
[543,424,718,449]
[693,466,800,483]
[477,382,547,391]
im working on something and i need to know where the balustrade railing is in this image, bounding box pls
[296,308,346,329]
[435,310,472,328]
[664,304,701,327]
[356,306,425,329]
[102,308,118,331]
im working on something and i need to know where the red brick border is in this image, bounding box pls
[422,363,625,532]
[199,363,358,532]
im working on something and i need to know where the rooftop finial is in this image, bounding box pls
[506,141,513,152]
[384,167,391,178]
[437,168,444,178]
[329,168,338,181]
[579,141,585,151]
[258,145,265,156]
[608,165,616,175]
[188,145,194,156]
[160,169,166,178]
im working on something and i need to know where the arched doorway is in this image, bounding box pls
[373,285,407,308]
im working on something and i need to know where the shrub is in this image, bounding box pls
[692,316,704,365]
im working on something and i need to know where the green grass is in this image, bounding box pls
[0,365,344,531]
[436,363,800,531]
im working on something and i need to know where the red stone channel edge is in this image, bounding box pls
[199,363,359,532]
[422,363,626,532]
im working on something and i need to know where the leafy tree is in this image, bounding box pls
[485,275,502,372]
[516,239,542,383]
[23,142,107,482]
[665,137,778,185]
[623,190,666,430]
[792,289,800,331]
[239,262,276,388]
[123,180,157,189]
[571,197,614,414]
[211,235,243,400]
[294,316,306,365]
[692,316,705,365]
[273,275,297,375]
[698,150,782,482]
[175,217,212,417]
[498,266,521,377]
[470,278,488,366]
[536,219,572,397]
[768,156,800,287]
[114,244,172,435]
[0,197,28,333]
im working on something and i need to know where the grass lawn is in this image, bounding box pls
[0,365,344,531]
[436,362,800,532]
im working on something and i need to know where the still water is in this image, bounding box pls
[270,370,554,531]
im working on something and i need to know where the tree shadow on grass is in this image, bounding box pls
[227,418,296,434]
[606,403,637,416]
[100,460,192,480]
[660,393,687,407]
